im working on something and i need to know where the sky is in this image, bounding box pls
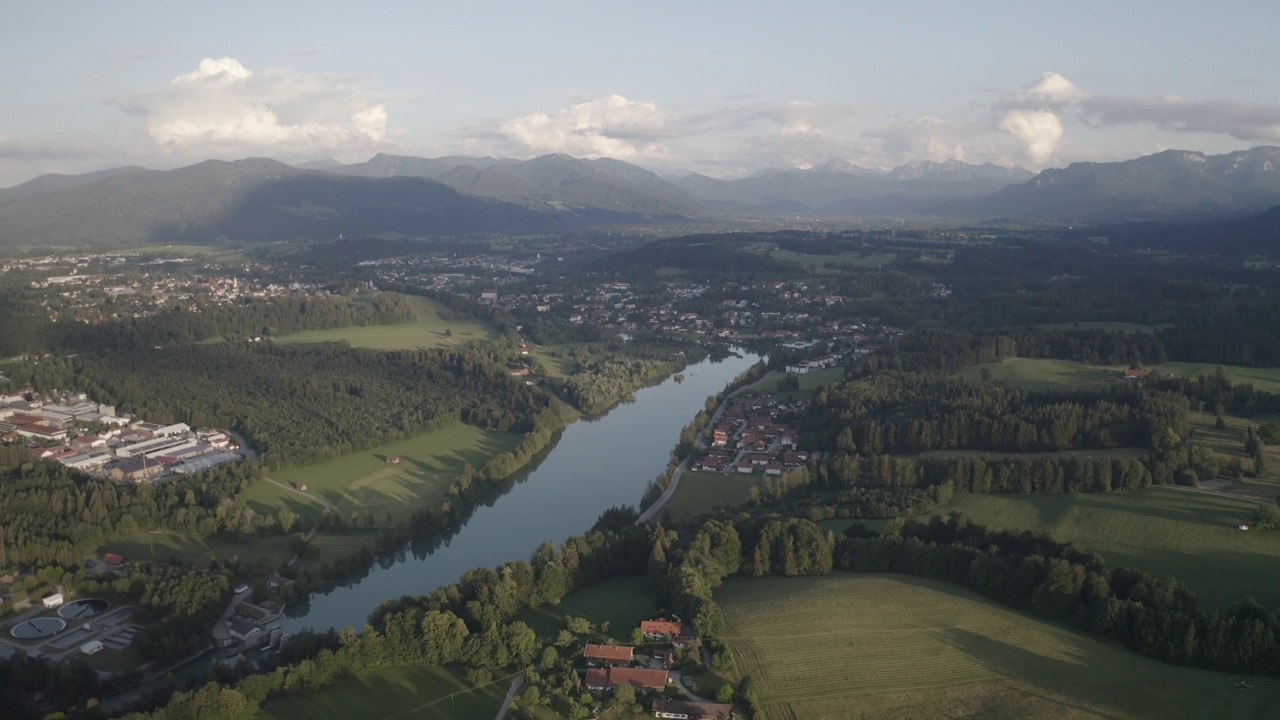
[2,0,1279,187]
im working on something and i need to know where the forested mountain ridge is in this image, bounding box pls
[965,146,1280,222]
[0,158,574,248]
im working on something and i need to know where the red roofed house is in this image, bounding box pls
[103,553,128,567]
[640,619,683,638]
[584,667,609,691]
[583,643,634,666]
[586,667,668,691]
[1122,369,1151,379]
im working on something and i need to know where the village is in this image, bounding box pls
[689,392,816,477]
[0,389,243,483]
[2,250,327,326]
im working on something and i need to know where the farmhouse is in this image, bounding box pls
[585,666,669,691]
[652,698,733,719]
[103,553,128,567]
[640,619,683,638]
[583,643,634,666]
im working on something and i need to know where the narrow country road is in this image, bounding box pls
[493,674,524,720]
[1163,483,1274,507]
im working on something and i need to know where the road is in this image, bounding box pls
[1163,482,1274,507]
[637,369,776,524]
[493,674,524,720]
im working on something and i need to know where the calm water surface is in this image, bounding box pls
[285,351,762,633]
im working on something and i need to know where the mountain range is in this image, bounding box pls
[2,147,1279,247]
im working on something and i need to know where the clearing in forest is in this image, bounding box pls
[936,487,1280,609]
[718,573,1280,720]
[272,295,499,350]
[243,422,522,523]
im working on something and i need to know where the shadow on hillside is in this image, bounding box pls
[934,627,1130,720]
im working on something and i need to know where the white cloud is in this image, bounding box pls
[472,94,870,174]
[113,57,396,160]
[497,95,672,160]
[998,109,1065,166]
[863,116,990,164]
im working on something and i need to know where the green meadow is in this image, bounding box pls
[243,422,522,523]
[257,664,511,720]
[935,487,1280,609]
[719,573,1280,720]
[960,357,1280,394]
[272,295,499,350]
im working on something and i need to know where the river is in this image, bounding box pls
[284,350,763,633]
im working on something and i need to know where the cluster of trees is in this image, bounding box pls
[0,457,267,568]
[560,339,704,415]
[0,653,105,720]
[111,564,235,664]
[802,371,1176,455]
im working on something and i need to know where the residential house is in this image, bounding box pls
[640,619,683,638]
[583,643,634,666]
[586,667,668,691]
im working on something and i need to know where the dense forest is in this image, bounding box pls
[4,341,549,469]
[0,451,268,567]
[0,291,416,356]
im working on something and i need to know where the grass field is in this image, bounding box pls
[935,488,1280,609]
[663,471,765,519]
[514,576,658,640]
[958,358,1119,392]
[765,248,898,273]
[97,531,301,568]
[257,664,511,720]
[272,295,498,350]
[767,366,846,403]
[718,573,1280,720]
[961,357,1280,394]
[243,422,522,523]
[1188,411,1280,493]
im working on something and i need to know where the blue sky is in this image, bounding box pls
[2,0,1278,185]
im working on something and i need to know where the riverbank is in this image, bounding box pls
[283,350,762,633]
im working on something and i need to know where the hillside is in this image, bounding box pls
[0,158,575,247]
[969,146,1280,222]
[671,159,1032,214]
